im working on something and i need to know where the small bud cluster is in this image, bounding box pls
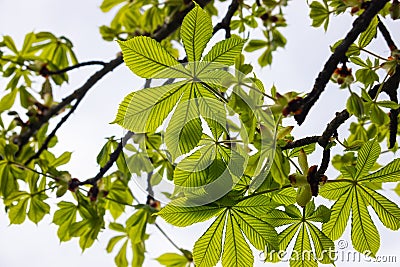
[332,67,354,88]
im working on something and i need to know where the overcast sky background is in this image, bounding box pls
[0,0,400,266]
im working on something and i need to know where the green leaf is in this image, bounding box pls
[21,32,36,55]
[233,209,278,250]
[359,185,400,230]
[270,187,297,205]
[197,91,227,139]
[370,103,388,126]
[346,92,364,117]
[173,148,214,189]
[307,223,335,264]
[131,241,146,266]
[258,48,272,67]
[106,235,126,253]
[181,4,212,62]
[323,189,353,240]
[113,81,186,132]
[8,198,29,224]
[354,140,380,179]
[127,209,148,244]
[263,209,300,227]
[309,0,330,31]
[157,198,222,227]
[244,40,268,52]
[0,162,18,198]
[350,56,369,67]
[308,205,331,223]
[222,211,253,267]
[100,0,126,12]
[52,151,72,167]
[27,195,50,224]
[118,37,189,79]
[234,195,278,217]
[275,223,300,259]
[165,85,202,160]
[53,201,78,241]
[3,35,18,53]
[360,159,400,183]
[202,36,246,67]
[156,253,189,267]
[355,68,379,86]
[106,180,134,220]
[288,143,316,158]
[376,100,400,109]
[358,16,378,48]
[0,88,18,113]
[351,188,380,257]
[290,223,316,266]
[97,140,113,167]
[193,212,226,267]
[115,240,129,267]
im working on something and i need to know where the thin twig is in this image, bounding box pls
[17,55,124,151]
[41,61,106,76]
[24,95,84,164]
[79,131,134,186]
[281,136,320,150]
[212,0,239,38]
[154,223,183,252]
[377,16,398,50]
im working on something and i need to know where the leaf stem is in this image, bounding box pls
[241,184,292,201]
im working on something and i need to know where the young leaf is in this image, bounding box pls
[113,81,186,132]
[221,211,253,267]
[0,88,18,113]
[193,212,226,267]
[309,0,330,31]
[118,37,189,79]
[156,253,189,267]
[359,185,400,230]
[157,198,223,227]
[323,189,353,240]
[360,158,400,183]
[354,140,380,179]
[202,36,246,68]
[351,189,380,257]
[181,4,213,62]
[358,16,378,48]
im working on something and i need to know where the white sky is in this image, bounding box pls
[0,0,399,266]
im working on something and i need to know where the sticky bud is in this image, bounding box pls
[260,12,269,21]
[68,178,80,192]
[346,93,364,117]
[296,184,312,207]
[320,175,328,185]
[88,186,99,202]
[289,173,308,187]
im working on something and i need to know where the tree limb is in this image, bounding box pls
[294,0,390,125]
[213,0,239,38]
[40,60,107,76]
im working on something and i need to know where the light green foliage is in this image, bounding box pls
[321,140,400,256]
[263,201,334,266]
[309,0,330,31]
[156,253,191,267]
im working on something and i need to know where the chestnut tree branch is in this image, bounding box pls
[294,0,390,125]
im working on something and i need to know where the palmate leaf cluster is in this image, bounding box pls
[1,0,400,267]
